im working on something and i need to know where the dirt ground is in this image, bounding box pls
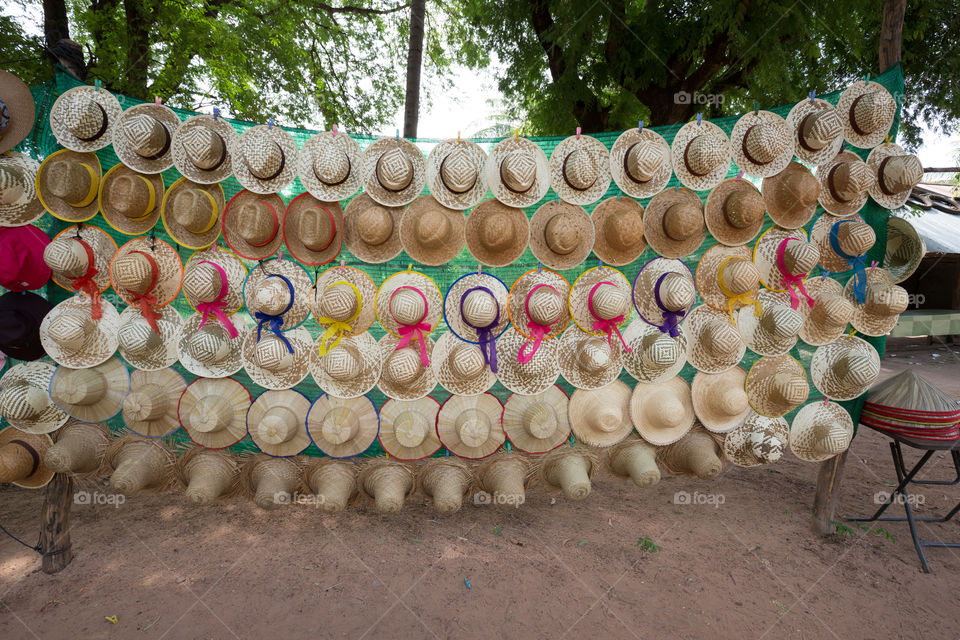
[2,340,960,640]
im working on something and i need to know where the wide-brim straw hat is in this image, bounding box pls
[114,103,180,173]
[46,224,117,294]
[695,244,761,317]
[691,366,750,433]
[590,196,646,266]
[684,304,746,373]
[724,412,790,467]
[243,258,312,329]
[502,385,570,454]
[311,331,381,398]
[737,288,803,356]
[117,305,183,370]
[507,268,571,344]
[1,70,35,153]
[797,276,854,346]
[98,164,164,235]
[48,84,120,153]
[464,198,530,267]
[221,190,285,260]
[0,362,67,434]
[845,267,908,336]
[789,401,854,462]
[610,126,671,198]
[569,265,633,337]
[375,269,443,338]
[361,137,426,206]
[704,177,765,246]
[310,265,377,345]
[786,97,844,165]
[182,246,247,316]
[111,236,183,310]
[730,110,794,178]
[632,257,695,332]
[529,200,594,269]
[179,376,250,448]
[177,447,242,504]
[621,320,687,384]
[810,212,875,274]
[39,296,120,368]
[753,226,819,292]
[444,272,510,345]
[810,334,881,401]
[296,130,362,201]
[629,376,695,445]
[432,331,496,396]
[377,396,442,460]
[495,327,561,396]
[885,216,924,284]
[177,311,246,378]
[817,150,875,216]
[867,143,923,210]
[377,333,437,400]
[283,193,343,265]
[643,187,706,258]
[0,426,53,489]
[761,161,820,230]
[160,178,225,249]
[122,367,185,437]
[548,133,611,205]
[837,80,897,150]
[306,394,379,458]
[342,192,404,263]
[35,149,102,222]
[233,124,298,194]
[426,138,488,210]
[557,325,623,390]
[172,114,239,184]
[247,389,311,456]
[670,120,731,191]
[242,327,313,390]
[399,195,465,265]
[745,354,809,418]
[484,135,550,208]
[49,356,129,422]
[0,291,51,362]
[437,392,505,459]
[569,380,633,447]
[0,152,44,226]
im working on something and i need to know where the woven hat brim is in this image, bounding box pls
[685,304,746,374]
[691,367,750,433]
[0,427,53,488]
[160,179,225,249]
[342,192,404,263]
[610,128,672,199]
[621,320,688,384]
[221,190,285,260]
[176,312,246,378]
[48,85,120,153]
[183,246,248,315]
[296,131,363,201]
[310,332,381,399]
[704,178,765,247]
[837,82,896,150]
[670,121,731,191]
[377,397,442,460]
[507,268,571,341]
[310,265,377,336]
[0,70,35,153]
[243,258,312,329]
[569,380,633,447]
[242,328,312,390]
[548,134,612,205]
[36,150,102,222]
[789,401,854,462]
[179,377,251,449]
[753,227,810,291]
[761,162,820,230]
[437,393,505,459]
[817,150,871,216]
[114,103,181,174]
[494,327,560,396]
[425,139,489,210]
[632,257,695,329]
[399,195,465,265]
[0,153,44,225]
[444,272,510,343]
[49,357,129,423]
[629,377,695,446]
[867,143,914,209]
[283,193,343,266]
[111,237,184,308]
[556,326,623,390]
[171,115,239,184]
[569,266,633,336]
[502,385,571,453]
[306,394,379,458]
[799,278,849,346]
[590,197,646,266]
[117,305,183,371]
[464,198,530,267]
[730,111,794,178]
[247,390,312,457]
[375,270,443,338]
[845,268,901,337]
[810,335,880,401]
[695,244,756,312]
[643,187,706,259]
[50,224,117,293]
[123,367,186,437]
[484,137,550,208]
[40,297,121,368]
[746,354,809,418]
[360,137,427,206]
[0,363,68,434]
[786,99,844,166]
[432,332,496,396]
[885,217,924,284]
[529,201,595,270]
[99,164,164,235]
[233,125,298,194]
[376,334,437,400]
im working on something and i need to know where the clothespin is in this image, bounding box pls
[576,126,581,140]
[696,113,702,126]
[864,73,871,86]
[638,120,644,134]
[212,107,220,121]
[736,170,744,181]
[407,263,413,272]
[506,441,512,454]
[277,250,284,262]
[821,270,830,281]
[332,124,338,136]
[870,260,879,272]
[823,396,830,405]
[597,258,603,271]
[477,264,482,276]
[340,259,346,271]
[849,327,857,336]
[808,90,816,104]
[395,129,399,141]
[154,96,161,107]
[514,129,519,142]
[268,117,274,131]
[569,435,575,448]
[753,102,759,116]
[884,134,892,146]
[385,451,389,459]
[537,261,542,272]
[457,130,461,143]
[94,79,101,93]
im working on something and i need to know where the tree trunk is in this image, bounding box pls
[122,0,154,99]
[878,0,906,71]
[813,451,848,536]
[42,0,70,50]
[39,473,75,573]
[402,0,426,138]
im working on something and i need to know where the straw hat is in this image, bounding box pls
[431,332,496,396]
[811,334,881,401]
[529,200,594,269]
[283,193,343,265]
[761,162,820,230]
[244,259,312,330]
[643,187,706,258]
[789,401,854,462]
[730,110,794,178]
[106,436,176,495]
[549,133,611,205]
[607,436,661,488]
[569,380,633,447]
[656,427,724,479]
[477,454,531,506]
[377,333,437,400]
[182,246,247,317]
[684,304,747,373]
[745,354,809,418]
[361,137,426,206]
[443,272,510,369]
[817,150,875,216]
[632,257,695,337]
[177,312,245,378]
[45,224,117,298]
[787,97,844,165]
[1,70,35,153]
[557,325,623,390]
[568,265,633,347]
[0,291,51,361]
[341,192,404,263]
[629,376,695,445]
[845,267,909,336]
[43,420,109,477]
[172,114,239,184]
[296,130,362,201]
[310,265,377,353]
[737,288,804,356]
[48,84,120,153]
[811,213,875,275]
[753,227,820,296]
[247,389,312,456]
[867,143,923,210]
[621,320,687,384]
[589,196,645,266]
[116,305,183,370]
[178,447,241,505]
[464,198,530,267]
[723,412,790,467]
[484,135,550,208]
[233,124,298,194]
[399,195,465,265]
[884,217,924,284]
[539,446,598,501]
[377,397,442,460]
[306,394,379,457]
[506,268,571,357]
[39,296,120,368]
[50,357,129,422]
[437,392,505,459]
[691,367,750,433]
[419,458,473,515]
[310,331,381,399]
[220,190,285,260]
[98,164,164,235]
[122,367,185,437]
[495,327,561,396]
[861,370,960,443]
[426,137,488,210]
[837,80,897,149]
[704,177,765,246]
[0,427,53,489]
[304,459,358,512]
[241,454,302,509]
[670,120,731,191]
[0,152,44,226]
[610,126,672,198]
[376,270,443,339]
[502,385,570,454]
[358,460,416,513]
[695,244,761,321]
[797,276,855,346]
[112,236,182,308]
[0,362,67,434]
[160,178,225,249]
[242,327,312,390]
[113,103,180,173]
[35,149,102,222]
[179,376,250,448]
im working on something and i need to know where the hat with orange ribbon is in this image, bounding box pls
[569,265,634,355]
[110,237,183,334]
[310,265,376,357]
[695,244,762,325]
[375,270,443,368]
[44,224,117,321]
[507,268,571,366]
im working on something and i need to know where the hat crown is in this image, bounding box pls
[500,150,537,193]
[743,122,787,165]
[319,406,359,445]
[662,202,702,241]
[811,420,852,454]
[324,343,362,380]
[641,333,681,368]
[319,283,359,321]
[118,317,162,355]
[313,143,351,186]
[0,384,49,420]
[123,383,168,422]
[702,320,743,359]
[462,289,498,328]
[836,221,876,256]
[253,278,293,316]
[415,208,451,248]
[723,188,764,229]
[181,126,225,170]
[357,205,394,246]
[49,309,95,350]
[783,241,820,275]
[384,348,424,385]
[814,295,855,326]
[191,395,232,433]
[720,259,760,296]
[187,325,231,364]
[604,206,644,250]
[658,273,696,312]
[241,129,285,180]
[760,306,803,339]
[55,368,106,406]
[523,402,559,439]
[834,351,879,388]
[772,372,808,405]
[646,395,684,429]
[718,387,749,416]
[830,161,873,201]
[43,237,89,278]
[258,406,298,445]
[172,187,218,233]
[685,134,727,176]
[235,200,278,246]
[448,342,486,379]
[528,287,564,326]
[578,339,612,373]
[479,211,516,250]
[122,113,169,157]
[182,262,223,303]
[375,146,414,192]
[439,148,478,194]
[544,211,582,255]
[455,408,492,448]
[800,109,842,150]
[770,166,819,210]
[748,429,784,462]
[108,173,154,218]
[56,93,107,139]
[393,410,429,448]
[625,140,665,182]
[591,406,623,433]
[253,335,295,371]
[852,90,896,135]
[44,159,95,202]
[590,283,630,321]
[112,252,155,295]
[299,206,336,252]
[865,283,909,315]
[389,288,426,326]
[0,164,29,206]
[880,155,923,193]
[562,148,599,191]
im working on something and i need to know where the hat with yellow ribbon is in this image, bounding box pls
[310,265,376,357]
[695,244,762,325]
[35,149,102,223]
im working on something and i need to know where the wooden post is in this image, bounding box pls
[39,473,75,573]
[813,451,848,536]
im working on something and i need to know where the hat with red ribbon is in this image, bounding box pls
[110,236,183,333]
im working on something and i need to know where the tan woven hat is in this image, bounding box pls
[303,459,358,513]
[179,376,250,449]
[233,124,298,194]
[753,227,820,296]
[837,80,897,149]
[691,367,750,433]
[705,178,765,247]
[607,436,661,488]
[724,412,790,467]
[98,164,164,235]
[376,270,443,340]
[377,333,436,400]
[106,436,176,495]
[632,257,695,335]
[241,454,301,509]
[111,236,183,320]
[811,334,880,401]
[811,213,875,275]
[426,137,488,210]
[817,150,875,216]
[671,120,731,191]
[377,397,442,460]
[549,133,611,205]
[787,97,844,165]
[737,288,804,356]
[39,296,120,368]
[539,446,598,501]
[502,385,570,454]
[437,392,505,459]
[867,143,923,210]
[242,327,312,390]
[177,312,245,378]
[695,244,761,322]
[621,320,687,384]
[116,305,182,370]
[114,103,180,174]
[569,380,633,447]
[296,129,362,201]
[35,149,102,222]
[684,304,747,373]
[247,389,311,457]
[45,224,117,299]
[568,265,633,350]
[48,84,120,153]
[310,265,376,354]
[465,198,530,267]
[507,268,571,356]
[357,459,415,513]
[790,401,854,462]
[485,135,550,208]
[0,152,44,226]
[730,110,794,178]
[160,178,225,249]
[50,357,129,422]
[845,267,908,336]
[399,195,465,265]
[1,70,36,153]
[43,419,110,477]
[182,246,247,318]
[884,216,924,284]
[629,376,695,445]
[495,327,560,396]
[557,325,623,390]
[306,394,379,457]
[341,192,404,263]
[244,259,312,330]
[220,190,285,260]
[0,362,67,434]
[172,114,239,184]
[761,162,820,230]
[476,454,531,506]
[590,197,645,266]
[178,447,241,505]
[797,276,855,346]
[745,354,809,418]
[361,137,426,206]
[529,200,594,269]
[283,193,343,266]
[656,426,724,479]
[643,187,706,258]
[431,331,496,396]
[610,126,672,198]
[443,272,510,369]
[419,458,473,515]
[0,427,53,489]
[310,331,381,398]
[121,367,185,437]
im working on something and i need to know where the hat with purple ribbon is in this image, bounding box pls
[443,272,510,374]
[632,258,696,338]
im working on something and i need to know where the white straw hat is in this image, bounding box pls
[116,305,183,371]
[437,392,505,459]
[306,394,379,458]
[425,137,488,210]
[242,327,312,390]
[837,80,897,149]
[122,367,185,438]
[484,135,550,208]
[557,325,623,390]
[670,120,731,191]
[691,367,750,433]
[817,150,875,217]
[610,126,671,198]
[502,385,570,454]
[495,327,561,396]
[786,97,844,165]
[867,143,923,210]
[113,103,180,174]
[684,304,746,373]
[621,320,687,384]
[172,114,239,184]
[745,354,809,418]
[810,213,876,276]
[39,296,120,368]
[247,389,312,457]
[568,265,633,348]
[695,244,761,323]
[296,130,362,201]
[49,357,129,423]
[736,288,804,356]
[182,246,247,320]
[310,265,377,354]
[844,267,908,336]
[243,259,312,331]
[177,311,245,378]
[569,380,633,447]
[507,268,571,359]
[730,110,794,178]
[797,276,855,346]
[179,376,250,449]
[233,124,298,194]
[110,236,184,314]
[443,272,510,373]
[632,257,696,336]
[789,401,854,462]
[45,224,117,302]
[723,412,790,467]
[753,227,820,298]
[361,137,426,207]
[310,331,381,399]
[377,333,437,400]
[377,397,442,460]
[629,376,695,446]
[49,84,121,153]
[375,270,443,344]
[431,331,496,396]
[0,362,68,434]
[810,334,881,401]
[548,133,611,205]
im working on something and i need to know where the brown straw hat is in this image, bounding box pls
[495,327,561,396]
[1,70,35,153]
[811,213,875,275]
[884,216,924,284]
[50,357,129,422]
[39,296,120,368]
[621,320,687,384]
[342,192,404,263]
[656,426,724,480]
[787,97,844,165]
[477,454,531,506]
[221,189,285,260]
[704,177,765,246]
[723,412,790,468]
[182,246,248,318]
[242,327,312,390]
[730,110,794,178]
[443,272,510,356]
[737,288,804,356]
[43,419,109,477]
[177,312,245,378]
[0,362,67,434]
[696,244,761,321]
[247,389,312,457]
[632,257,696,334]
[502,385,570,454]
[845,267,908,336]
[283,193,343,265]
[241,454,303,509]
[244,258,312,330]
[590,196,645,266]
[789,401,854,462]
[569,380,633,447]
[399,195,465,265]
[377,333,437,400]
[419,458,473,515]
[114,103,180,173]
[426,137,488,210]
[437,392,505,459]
[629,376,696,445]
[116,305,183,370]
[160,178,225,249]
[310,265,376,349]
[310,331,381,399]
[753,226,820,293]
[507,268,571,349]
[358,460,416,513]
[233,124,298,194]
[817,150,875,216]
[484,135,550,208]
[465,198,530,267]
[106,436,176,495]
[549,133,611,206]
[691,367,750,433]
[296,129,362,201]
[0,427,53,489]
[761,162,820,230]
[684,304,746,373]
[377,396,442,460]
[376,270,443,339]
[557,325,623,390]
[797,276,855,346]
[643,187,706,258]
[45,224,117,296]
[538,446,598,501]
[179,376,251,449]
[867,143,923,210]
[810,334,881,401]
[361,137,426,206]
[610,126,672,199]
[529,200,594,270]
[837,80,897,149]
[177,447,241,505]
[745,354,809,418]
[303,459,358,513]
[48,83,120,153]
[0,152,44,226]
[670,119,731,191]
[35,149,102,222]
[607,436,661,488]
[98,163,164,235]
[172,114,239,184]
[568,265,633,342]
[306,394,379,458]
[122,367,186,437]
[431,332,496,396]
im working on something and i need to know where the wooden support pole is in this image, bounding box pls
[813,451,848,536]
[39,473,75,574]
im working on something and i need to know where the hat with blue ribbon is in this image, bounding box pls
[244,258,311,347]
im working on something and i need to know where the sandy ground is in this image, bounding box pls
[2,341,960,640]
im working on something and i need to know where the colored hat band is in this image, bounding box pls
[653,272,686,337]
[517,283,558,363]
[128,249,161,333]
[587,281,632,352]
[0,97,9,132]
[8,439,40,477]
[76,103,109,142]
[459,286,500,373]
[67,163,100,208]
[741,124,770,166]
[829,220,867,303]
[876,156,899,196]
[69,237,103,320]
[316,280,361,356]
[775,238,815,310]
[195,260,239,339]
[717,256,762,324]
[184,188,220,233]
[245,201,280,247]
[390,285,431,367]
[254,273,295,354]
[123,175,158,220]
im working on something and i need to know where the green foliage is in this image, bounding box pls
[0,13,48,87]
[635,536,659,552]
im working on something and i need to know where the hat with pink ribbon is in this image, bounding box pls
[507,268,571,365]
[752,227,821,311]
[376,270,443,368]
[443,272,510,373]
[569,266,634,354]
[181,247,248,339]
